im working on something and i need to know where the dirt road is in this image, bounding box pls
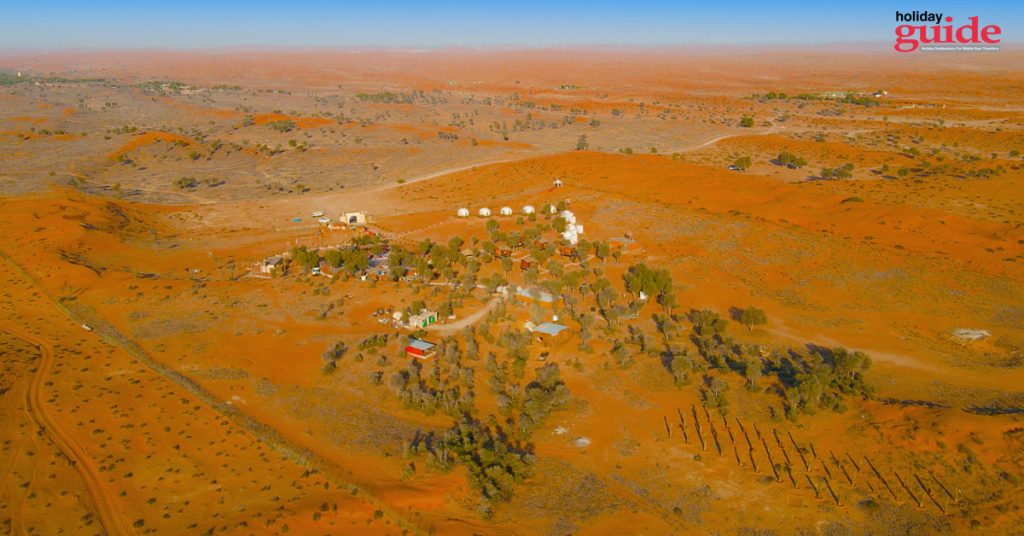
[427,296,501,335]
[0,251,425,536]
[0,326,130,536]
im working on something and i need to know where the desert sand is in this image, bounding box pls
[1,48,1022,535]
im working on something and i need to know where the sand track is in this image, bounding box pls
[0,325,131,536]
[428,296,501,335]
[0,250,426,536]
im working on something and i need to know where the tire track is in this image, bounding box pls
[1,326,130,536]
[0,250,425,536]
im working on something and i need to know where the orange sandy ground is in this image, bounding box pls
[1,138,1022,533]
[0,47,1022,534]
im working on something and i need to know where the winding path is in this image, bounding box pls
[1,326,130,536]
[0,251,425,536]
[427,296,501,335]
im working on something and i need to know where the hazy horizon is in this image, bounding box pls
[3,0,1019,49]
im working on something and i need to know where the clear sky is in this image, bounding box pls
[1,0,1019,49]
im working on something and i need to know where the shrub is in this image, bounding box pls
[174,176,198,189]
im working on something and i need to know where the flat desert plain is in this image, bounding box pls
[0,48,1022,535]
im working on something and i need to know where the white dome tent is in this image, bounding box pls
[456,208,470,218]
[478,207,492,217]
[499,206,513,216]
[553,179,564,188]
[560,209,584,245]
[522,205,535,215]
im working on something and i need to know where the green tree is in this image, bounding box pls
[739,307,767,331]
[739,116,754,128]
[290,246,320,271]
[777,152,807,169]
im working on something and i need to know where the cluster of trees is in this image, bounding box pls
[751,91,879,107]
[681,307,873,419]
[820,162,855,180]
[406,414,534,518]
[777,151,808,169]
[837,94,880,107]
[3,73,108,86]
[321,341,348,373]
[355,91,446,105]
[623,263,676,312]
[355,91,400,103]
[486,352,522,414]
[739,116,755,128]
[322,248,371,274]
[266,120,297,133]
[779,346,873,417]
[108,125,139,135]
[391,330,567,516]
[732,156,752,171]
[358,334,389,353]
[388,339,476,417]
[518,363,570,432]
[289,246,321,271]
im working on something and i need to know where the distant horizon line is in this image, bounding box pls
[0,40,935,54]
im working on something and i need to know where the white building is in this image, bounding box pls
[478,207,492,217]
[522,205,535,215]
[456,208,470,217]
[500,206,513,216]
[260,256,284,274]
[342,211,368,225]
[553,179,564,188]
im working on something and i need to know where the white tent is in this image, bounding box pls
[478,207,492,217]
[500,206,513,216]
[456,208,470,217]
[560,210,581,244]
[522,205,535,215]
[553,179,564,188]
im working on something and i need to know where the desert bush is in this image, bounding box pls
[322,341,348,373]
[738,306,767,331]
[174,176,198,189]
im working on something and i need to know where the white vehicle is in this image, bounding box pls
[318,217,331,224]
[311,211,324,218]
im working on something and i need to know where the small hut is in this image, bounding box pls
[405,338,437,360]
[522,205,536,215]
[456,208,470,217]
[260,256,284,274]
[478,207,492,217]
[534,322,569,339]
[342,211,368,225]
[553,179,564,188]
[500,206,513,216]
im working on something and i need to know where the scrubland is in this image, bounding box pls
[1,47,1022,534]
